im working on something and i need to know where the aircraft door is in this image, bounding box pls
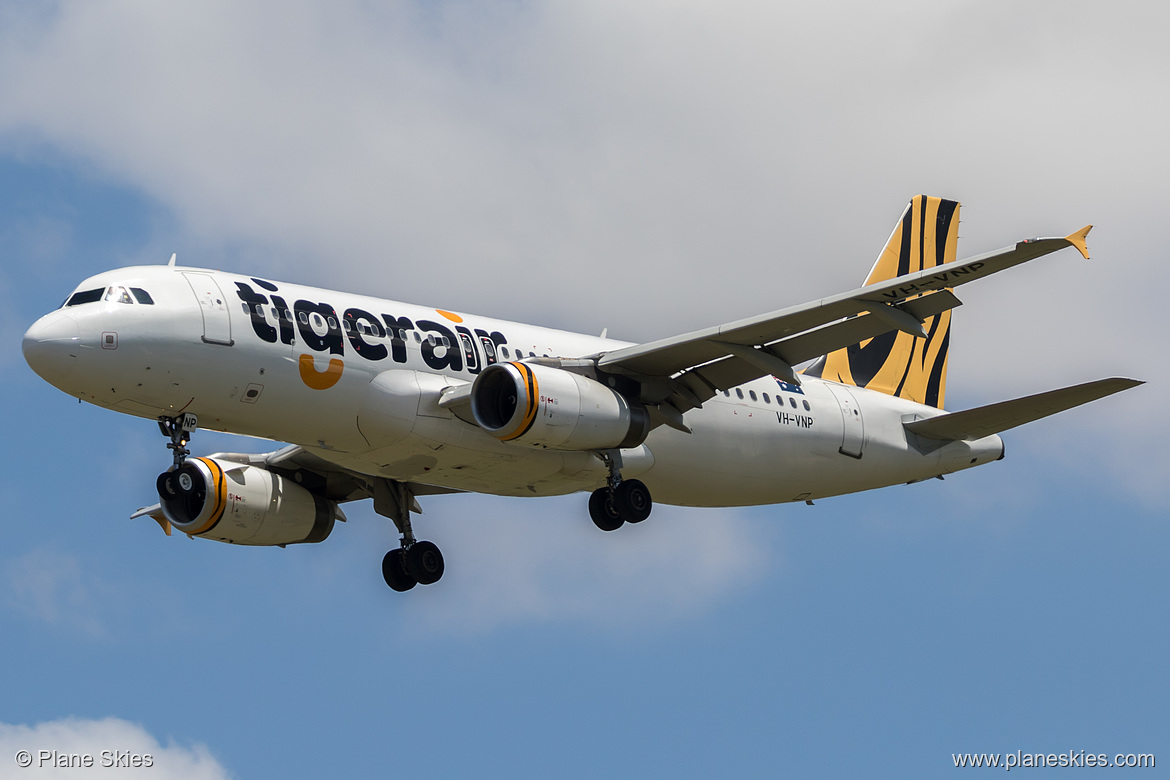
[183,272,233,346]
[825,383,864,458]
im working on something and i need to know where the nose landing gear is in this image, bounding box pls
[158,413,199,468]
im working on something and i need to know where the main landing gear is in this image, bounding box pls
[382,541,444,593]
[375,479,444,592]
[588,450,652,532]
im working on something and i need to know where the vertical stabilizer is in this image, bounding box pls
[804,195,959,408]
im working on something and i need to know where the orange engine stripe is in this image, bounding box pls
[500,362,540,441]
[189,457,228,535]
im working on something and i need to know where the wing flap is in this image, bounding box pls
[903,378,1142,441]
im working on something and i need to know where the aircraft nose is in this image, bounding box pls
[23,310,80,386]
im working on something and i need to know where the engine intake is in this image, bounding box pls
[156,457,337,546]
[470,362,650,450]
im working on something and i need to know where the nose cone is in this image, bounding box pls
[23,311,80,387]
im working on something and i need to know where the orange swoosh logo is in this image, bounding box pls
[298,354,344,390]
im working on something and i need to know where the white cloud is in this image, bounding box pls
[3,550,112,639]
[0,717,231,779]
[1,1,1161,559]
[0,1,1160,385]
[1,548,189,641]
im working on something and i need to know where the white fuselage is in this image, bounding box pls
[24,265,1004,507]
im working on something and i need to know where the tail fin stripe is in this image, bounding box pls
[924,329,949,408]
[842,331,899,387]
[935,200,959,264]
[918,197,928,277]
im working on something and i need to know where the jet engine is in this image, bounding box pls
[156,457,338,545]
[470,362,650,450]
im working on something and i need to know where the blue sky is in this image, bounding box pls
[1,2,1166,777]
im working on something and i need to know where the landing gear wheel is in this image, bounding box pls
[589,489,625,532]
[382,549,417,592]
[615,479,652,523]
[406,541,445,585]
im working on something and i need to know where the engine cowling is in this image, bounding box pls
[156,457,337,546]
[470,362,650,450]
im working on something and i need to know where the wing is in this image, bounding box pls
[594,229,1092,416]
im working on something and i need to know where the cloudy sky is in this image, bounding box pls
[1,1,1166,776]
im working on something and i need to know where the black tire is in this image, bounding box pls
[589,488,624,532]
[615,479,652,523]
[382,549,417,592]
[406,540,445,585]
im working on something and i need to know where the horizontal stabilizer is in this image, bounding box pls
[904,377,1143,441]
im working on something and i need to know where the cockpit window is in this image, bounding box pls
[130,287,155,304]
[65,288,105,307]
[105,286,134,304]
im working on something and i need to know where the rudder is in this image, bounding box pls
[804,195,959,409]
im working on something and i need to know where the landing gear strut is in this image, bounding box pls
[375,479,444,592]
[158,413,199,468]
[588,449,652,531]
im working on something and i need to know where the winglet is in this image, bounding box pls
[1065,225,1092,260]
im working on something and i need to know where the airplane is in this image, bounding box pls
[22,195,1142,592]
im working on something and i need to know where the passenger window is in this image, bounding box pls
[130,288,154,304]
[763,393,770,404]
[789,397,797,408]
[749,390,757,401]
[803,400,811,411]
[412,332,421,343]
[298,312,308,324]
[342,320,352,332]
[723,390,730,397]
[735,388,744,399]
[65,288,105,307]
[501,347,510,359]
[105,286,134,304]
[241,303,251,314]
[327,316,337,329]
